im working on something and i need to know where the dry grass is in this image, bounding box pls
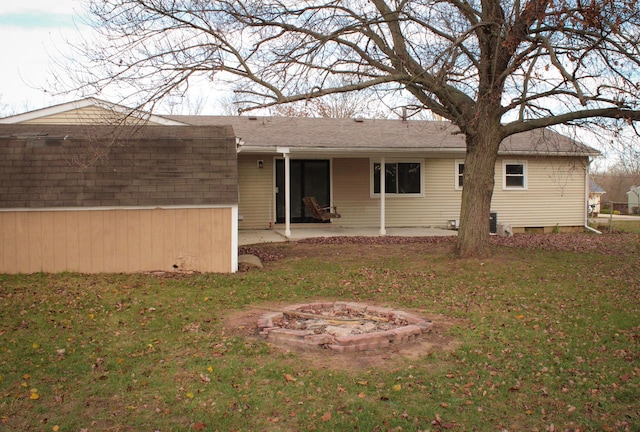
[1,232,639,431]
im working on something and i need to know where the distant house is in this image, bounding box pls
[588,179,606,215]
[0,98,601,274]
[628,186,640,215]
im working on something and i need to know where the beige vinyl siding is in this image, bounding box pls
[237,155,274,229]
[0,207,233,274]
[332,156,586,229]
[332,158,379,226]
[237,154,588,231]
[491,156,587,228]
[332,158,462,228]
[19,106,166,125]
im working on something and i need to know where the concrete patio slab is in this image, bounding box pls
[239,226,457,246]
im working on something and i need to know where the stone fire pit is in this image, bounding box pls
[257,302,432,352]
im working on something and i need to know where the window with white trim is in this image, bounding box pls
[503,160,527,189]
[372,161,423,195]
[455,160,465,190]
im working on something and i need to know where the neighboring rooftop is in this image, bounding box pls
[590,179,606,194]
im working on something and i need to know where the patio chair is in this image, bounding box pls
[302,197,341,221]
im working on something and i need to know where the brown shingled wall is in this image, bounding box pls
[0,124,238,209]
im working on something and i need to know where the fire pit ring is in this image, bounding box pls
[257,301,432,352]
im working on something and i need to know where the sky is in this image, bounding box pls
[0,2,628,166]
[0,0,87,115]
[0,0,238,117]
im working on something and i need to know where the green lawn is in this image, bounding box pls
[593,219,640,234]
[1,234,639,431]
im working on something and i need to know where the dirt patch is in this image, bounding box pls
[223,302,463,371]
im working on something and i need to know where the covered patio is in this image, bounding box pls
[239,226,457,246]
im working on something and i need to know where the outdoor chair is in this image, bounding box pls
[302,197,341,221]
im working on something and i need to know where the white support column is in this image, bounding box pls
[380,157,386,235]
[284,152,291,238]
[231,205,239,272]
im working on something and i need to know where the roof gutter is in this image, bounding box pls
[236,146,600,157]
[498,150,601,157]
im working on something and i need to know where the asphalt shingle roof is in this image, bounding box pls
[168,115,600,156]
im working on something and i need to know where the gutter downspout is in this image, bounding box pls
[584,158,601,234]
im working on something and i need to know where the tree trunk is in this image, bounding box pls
[454,125,502,258]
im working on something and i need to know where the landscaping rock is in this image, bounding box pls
[238,254,263,270]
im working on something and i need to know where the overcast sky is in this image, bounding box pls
[0,0,86,114]
[0,2,626,166]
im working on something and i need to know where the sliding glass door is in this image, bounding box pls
[276,159,331,223]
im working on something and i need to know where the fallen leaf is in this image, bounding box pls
[392,384,402,391]
[358,392,366,398]
[193,421,206,431]
[321,411,332,421]
[284,373,297,382]
[52,426,60,432]
[200,373,211,383]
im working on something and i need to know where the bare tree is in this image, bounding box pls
[63,0,640,257]
[593,160,640,203]
[269,91,391,118]
[0,95,14,118]
[609,135,640,177]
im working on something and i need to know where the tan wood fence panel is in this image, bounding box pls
[0,207,233,274]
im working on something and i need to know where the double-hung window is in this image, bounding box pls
[372,161,422,195]
[503,160,527,189]
[455,160,465,190]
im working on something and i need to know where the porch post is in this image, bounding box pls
[380,157,386,235]
[283,150,291,238]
